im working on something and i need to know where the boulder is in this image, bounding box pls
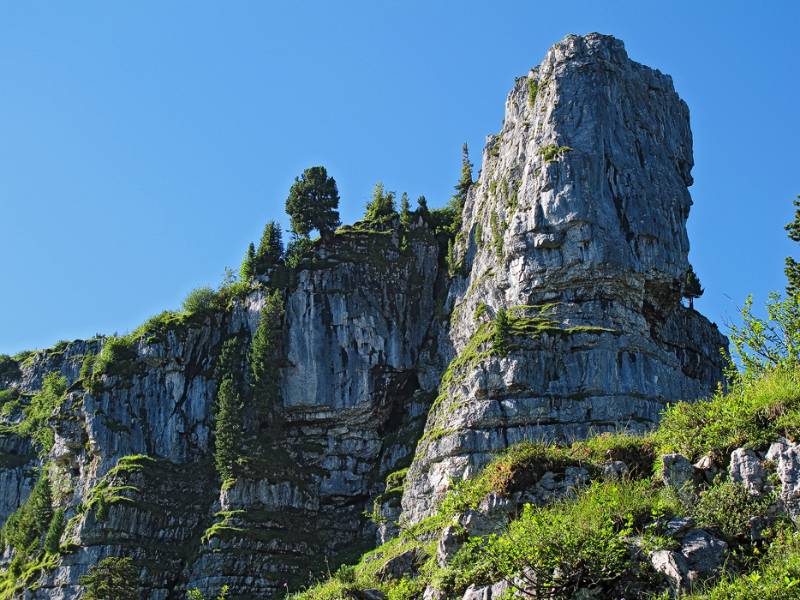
[662,454,697,492]
[651,550,689,591]
[680,529,728,576]
[767,438,800,520]
[602,460,629,480]
[437,524,464,567]
[729,448,765,495]
[462,581,510,600]
[376,549,420,581]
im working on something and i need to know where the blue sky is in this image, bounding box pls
[1,1,798,355]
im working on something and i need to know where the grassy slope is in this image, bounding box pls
[293,367,800,600]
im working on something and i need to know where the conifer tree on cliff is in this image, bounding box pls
[449,143,473,215]
[254,221,284,273]
[240,242,256,281]
[785,195,800,297]
[684,265,704,309]
[285,166,341,240]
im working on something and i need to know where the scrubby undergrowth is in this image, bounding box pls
[292,366,800,600]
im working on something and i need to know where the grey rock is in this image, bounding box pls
[662,454,696,491]
[603,460,629,480]
[729,448,765,495]
[360,589,386,600]
[664,517,694,538]
[462,581,510,600]
[402,32,726,524]
[693,454,720,484]
[680,529,728,575]
[437,524,464,567]
[460,509,500,538]
[766,438,800,520]
[423,585,443,600]
[650,550,689,591]
[377,549,419,581]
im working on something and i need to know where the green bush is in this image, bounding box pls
[655,366,800,461]
[0,355,20,382]
[1,469,53,554]
[43,509,65,554]
[18,372,67,452]
[79,556,138,600]
[334,564,356,584]
[527,78,538,107]
[182,286,218,316]
[93,336,138,378]
[540,144,573,162]
[452,481,665,598]
[286,236,316,269]
[692,480,775,541]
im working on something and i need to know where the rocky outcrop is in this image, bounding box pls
[0,219,445,599]
[0,32,727,599]
[401,33,726,524]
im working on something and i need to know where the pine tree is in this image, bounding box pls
[399,192,411,252]
[44,509,65,554]
[240,242,256,281]
[214,376,242,483]
[493,308,510,355]
[417,195,429,216]
[684,265,704,309]
[364,182,397,224]
[400,192,411,228]
[254,221,284,274]
[785,195,800,296]
[79,557,138,600]
[285,166,341,239]
[250,290,284,413]
[453,142,473,209]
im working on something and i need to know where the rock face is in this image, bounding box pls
[400,32,726,524]
[0,33,725,599]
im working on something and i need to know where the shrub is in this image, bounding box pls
[214,376,242,484]
[79,556,138,600]
[363,182,397,226]
[0,354,20,382]
[492,308,510,355]
[182,286,218,316]
[93,336,138,378]
[19,372,68,452]
[334,564,356,584]
[44,509,65,554]
[655,366,800,461]
[540,144,573,162]
[286,236,316,269]
[692,480,775,541]
[467,481,661,599]
[527,78,538,107]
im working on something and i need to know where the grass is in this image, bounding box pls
[527,78,538,107]
[540,144,573,163]
[654,366,800,462]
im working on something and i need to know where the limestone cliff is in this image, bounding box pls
[0,33,725,599]
[400,32,726,524]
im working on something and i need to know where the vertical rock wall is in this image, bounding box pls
[401,33,727,524]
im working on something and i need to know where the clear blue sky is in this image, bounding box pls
[1,2,798,355]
